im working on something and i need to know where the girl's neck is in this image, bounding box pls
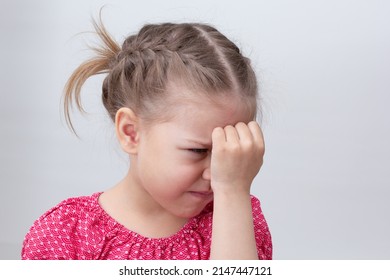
[98,168,188,238]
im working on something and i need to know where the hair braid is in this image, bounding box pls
[63,20,259,135]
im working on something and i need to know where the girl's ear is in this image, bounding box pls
[115,107,140,154]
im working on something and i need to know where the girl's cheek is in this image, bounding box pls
[172,165,199,180]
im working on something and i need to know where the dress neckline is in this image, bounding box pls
[90,192,211,244]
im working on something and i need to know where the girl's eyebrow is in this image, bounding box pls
[185,139,212,147]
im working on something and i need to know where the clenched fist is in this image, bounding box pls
[210,121,265,195]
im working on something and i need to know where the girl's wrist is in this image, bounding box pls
[212,185,251,201]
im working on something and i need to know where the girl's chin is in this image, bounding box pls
[173,202,211,219]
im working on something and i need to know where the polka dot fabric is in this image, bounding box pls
[22,193,272,260]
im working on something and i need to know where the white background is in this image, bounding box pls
[1,0,389,259]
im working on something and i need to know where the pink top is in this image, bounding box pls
[22,192,272,260]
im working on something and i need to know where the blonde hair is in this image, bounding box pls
[63,17,259,134]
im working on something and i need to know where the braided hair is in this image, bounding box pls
[63,17,259,135]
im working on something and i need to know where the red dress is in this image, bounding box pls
[22,192,272,260]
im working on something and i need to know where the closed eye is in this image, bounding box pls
[188,148,208,154]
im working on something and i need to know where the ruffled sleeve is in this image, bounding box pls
[21,194,105,260]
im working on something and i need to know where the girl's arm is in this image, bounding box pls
[209,121,264,260]
[211,190,258,259]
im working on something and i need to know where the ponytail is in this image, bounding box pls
[63,15,120,135]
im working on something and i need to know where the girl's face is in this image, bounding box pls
[133,92,253,219]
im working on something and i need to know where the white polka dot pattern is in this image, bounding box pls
[21,193,272,260]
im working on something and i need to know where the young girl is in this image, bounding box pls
[21,18,272,260]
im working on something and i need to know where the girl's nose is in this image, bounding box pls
[202,167,211,181]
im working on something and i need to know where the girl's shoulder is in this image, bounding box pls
[21,192,106,260]
[28,192,104,231]
[42,192,103,219]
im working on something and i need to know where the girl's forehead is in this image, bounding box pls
[165,81,255,119]
[144,93,254,145]
[169,94,253,131]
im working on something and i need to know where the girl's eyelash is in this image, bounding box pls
[188,148,208,154]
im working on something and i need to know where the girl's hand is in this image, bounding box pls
[210,121,265,195]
